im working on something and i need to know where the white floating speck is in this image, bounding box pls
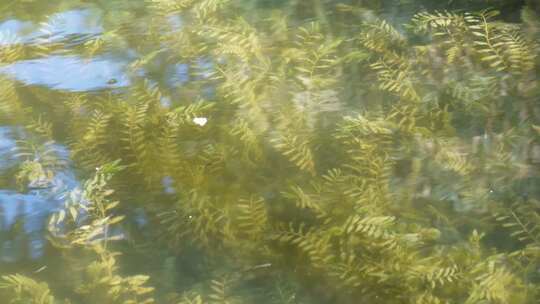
[193,117,208,127]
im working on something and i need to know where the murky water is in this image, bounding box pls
[0,0,538,303]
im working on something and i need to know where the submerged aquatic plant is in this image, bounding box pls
[0,0,538,303]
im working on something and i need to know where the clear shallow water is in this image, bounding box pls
[0,1,538,303]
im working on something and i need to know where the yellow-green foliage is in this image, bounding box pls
[0,274,60,304]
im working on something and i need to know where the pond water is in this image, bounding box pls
[0,0,538,303]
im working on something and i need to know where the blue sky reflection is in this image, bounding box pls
[0,55,130,91]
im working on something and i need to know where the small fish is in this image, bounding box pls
[28,177,54,190]
[241,263,272,272]
[251,263,272,270]
[107,78,118,85]
[34,265,47,273]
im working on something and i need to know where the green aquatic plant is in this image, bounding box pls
[0,0,538,303]
[0,274,63,304]
[49,161,156,304]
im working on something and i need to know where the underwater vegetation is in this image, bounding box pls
[0,0,539,303]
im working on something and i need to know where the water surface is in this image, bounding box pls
[0,1,538,303]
